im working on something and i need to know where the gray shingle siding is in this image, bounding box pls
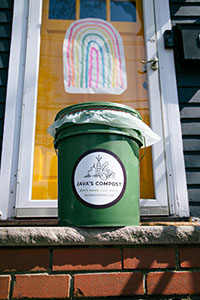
[170,0,200,216]
[0,0,13,163]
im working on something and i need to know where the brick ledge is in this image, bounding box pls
[0,226,200,246]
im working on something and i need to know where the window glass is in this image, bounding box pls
[49,0,76,20]
[32,0,154,201]
[111,0,136,22]
[80,0,106,19]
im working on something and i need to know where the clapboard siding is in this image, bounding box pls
[178,87,200,103]
[171,5,200,17]
[185,154,200,167]
[0,87,6,102]
[0,24,12,37]
[0,0,13,163]
[190,205,200,216]
[181,120,200,135]
[0,39,10,52]
[180,105,200,118]
[183,137,200,151]
[187,188,200,202]
[170,0,200,2]
[0,10,13,23]
[177,74,200,86]
[0,0,13,9]
[186,171,200,185]
[170,0,200,216]
[0,52,9,68]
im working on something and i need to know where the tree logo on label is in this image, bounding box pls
[85,154,115,181]
[72,149,126,208]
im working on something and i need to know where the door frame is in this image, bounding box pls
[0,0,189,219]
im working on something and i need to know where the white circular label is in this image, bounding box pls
[73,149,126,208]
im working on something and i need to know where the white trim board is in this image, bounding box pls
[1,0,189,218]
[16,0,170,217]
[0,0,29,219]
[153,0,189,217]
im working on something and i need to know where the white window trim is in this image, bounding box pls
[0,0,29,219]
[0,0,189,220]
[140,0,169,216]
[153,0,189,217]
[16,0,57,218]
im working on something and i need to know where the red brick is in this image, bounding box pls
[147,271,200,295]
[53,248,121,271]
[180,247,200,268]
[0,249,49,272]
[74,272,144,297]
[13,274,70,299]
[0,276,11,300]
[124,247,175,269]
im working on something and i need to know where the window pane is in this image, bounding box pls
[80,0,106,20]
[49,0,76,20]
[111,0,136,22]
[32,0,155,201]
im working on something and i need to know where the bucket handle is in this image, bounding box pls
[139,137,146,162]
[54,138,146,160]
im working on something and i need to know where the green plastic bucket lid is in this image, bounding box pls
[48,101,160,147]
[55,102,142,121]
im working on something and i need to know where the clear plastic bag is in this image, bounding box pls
[47,109,160,147]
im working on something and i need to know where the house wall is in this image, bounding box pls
[0,0,13,163]
[169,0,200,217]
[1,0,199,217]
[1,244,200,299]
[0,1,200,299]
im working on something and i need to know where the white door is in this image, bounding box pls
[11,0,188,218]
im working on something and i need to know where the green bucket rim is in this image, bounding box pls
[54,123,144,149]
[55,102,142,121]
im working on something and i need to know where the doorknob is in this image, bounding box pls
[141,56,159,71]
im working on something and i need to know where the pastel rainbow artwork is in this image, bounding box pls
[63,18,127,94]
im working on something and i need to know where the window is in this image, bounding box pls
[49,0,76,20]
[111,0,136,22]
[0,0,189,219]
[80,0,106,19]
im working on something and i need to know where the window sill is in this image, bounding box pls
[0,224,200,247]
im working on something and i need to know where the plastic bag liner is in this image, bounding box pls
[47,108,160,148]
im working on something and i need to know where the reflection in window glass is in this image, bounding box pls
[80,0,106,20]
[111,0,136,22]
[49,0,76,20]
[33,0,154,200]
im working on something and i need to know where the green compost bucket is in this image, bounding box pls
[53,102,143,227]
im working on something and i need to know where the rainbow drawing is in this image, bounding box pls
[63,18,127,94]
